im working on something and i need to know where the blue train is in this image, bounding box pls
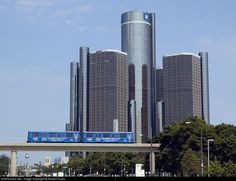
[27,131,134,143]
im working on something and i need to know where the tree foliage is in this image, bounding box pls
[209,159,223,177]
[0,155,9,176]
[67,152,144,176]
[222,160,236,177]
[153,116,236,177]
[181,149,201,177]
[212,124,236,164]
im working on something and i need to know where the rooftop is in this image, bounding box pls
[163,52,200,58]
[91,49,127,55]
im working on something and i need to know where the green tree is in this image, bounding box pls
[154,116,216,176]
[86,152,106,175]
[153,117,236,177]
[124,152,144,175]
[223,160,236,177]
[212,124,236,164]
[67,155,88,175]
[0,155,9,176]
[181,149,201,177]
[67,152,144,176]
[209,159,223,177]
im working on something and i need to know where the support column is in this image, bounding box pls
[149,152,155,176]
[10,150,17,176]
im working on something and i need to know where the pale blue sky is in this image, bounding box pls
[0,0,236,164]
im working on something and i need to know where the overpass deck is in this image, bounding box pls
[0,142,160,152]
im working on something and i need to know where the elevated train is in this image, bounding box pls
[27,131,134,143]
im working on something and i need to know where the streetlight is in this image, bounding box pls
[207,139,214,177]
[200,131,203,177]
[150,131,153,176]
[185,121,203,177]
[24,153,29,176]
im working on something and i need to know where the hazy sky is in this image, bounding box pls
[0,0,235,164]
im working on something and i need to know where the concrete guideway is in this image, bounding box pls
[0,142,160,176]
[0,142,160,152]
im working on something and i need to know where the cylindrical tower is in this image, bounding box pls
[70,62,79,131]
[199,52,210,124]
[79,47,90,132]
[121,10,156,143]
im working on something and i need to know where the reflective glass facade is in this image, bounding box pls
[163,53,202,125]
[69,62,79,131]
[67,62,80,157]
[121,10,156,143]
[199,52,210,124]
[156,68,163,101]
[128,99,136,141]
[88,50,128,131]
[155,68,163,134]
[79,47,90,132]
[155,101,164,134]
[69,48,128,134]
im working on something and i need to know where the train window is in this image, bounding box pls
[103,133,110,138]
[41,133,47,137]
[120,133,126,138]
[49,133,57,137]
[33,133,39,137]
[87,133,93,138]
[111,134,116,138]
[95,133,100,138]
[66,133,73,138]
[58,133,65,137]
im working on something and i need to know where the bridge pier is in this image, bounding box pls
[10,150,17,176]
[149,152,155,176]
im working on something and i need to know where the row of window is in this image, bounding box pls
[31,132,128,138]
[32,133,74,138]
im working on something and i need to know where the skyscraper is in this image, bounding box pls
[88,50,128,131]
[66,47,90,133]
[67,48,128,133]
[199,52,210,124]
[155,68,164,134]
[66,62,79,157]
[69,62,79,131]
[121,10,156,143]
[79,47,90,133]
[163,53,202,125]
[156,68,163,102]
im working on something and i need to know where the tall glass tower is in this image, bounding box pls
[199,52,210,124]
[69,62,79,131]
[121,10,156,143]
[79,47,90,133]
[88,50,128,132]
[163,53,202,125]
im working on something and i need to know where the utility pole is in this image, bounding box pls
[201,131,204,177]
[207,139,214,177]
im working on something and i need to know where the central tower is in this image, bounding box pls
[121,10,156,143]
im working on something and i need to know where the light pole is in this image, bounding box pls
[103,153,106,176]
[24,153,29,176]
[16,154,19,176]
[207,139,214,177]
[185,121,203,177]
[150,131,153,176]
[200,131,203,177]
